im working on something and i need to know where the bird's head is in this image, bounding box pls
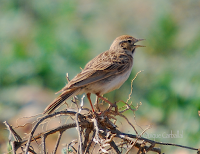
[110,35,145,55]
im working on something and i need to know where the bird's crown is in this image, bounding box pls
[110,35,145,51]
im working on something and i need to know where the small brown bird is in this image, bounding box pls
[43,35,144,114]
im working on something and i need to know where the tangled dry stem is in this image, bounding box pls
[4,101,199,154]
[4,73,200,154]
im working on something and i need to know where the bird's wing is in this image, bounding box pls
[60,51,133,91]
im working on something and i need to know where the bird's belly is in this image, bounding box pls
[84,67,133,95]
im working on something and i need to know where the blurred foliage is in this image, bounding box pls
[0,0,91,89]
[1,0,200,153]
[147,14,178,55]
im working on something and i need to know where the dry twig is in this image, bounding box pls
[4,74,199,154]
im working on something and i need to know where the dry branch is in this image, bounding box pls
[4,104,199,154]
[4,72,199,154]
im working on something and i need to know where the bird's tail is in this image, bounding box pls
[43,89,79,114]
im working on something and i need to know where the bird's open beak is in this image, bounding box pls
[134,39,145,48]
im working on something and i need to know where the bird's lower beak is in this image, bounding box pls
[135,39,145,48]
[135,44,145,48]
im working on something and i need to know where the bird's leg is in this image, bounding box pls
[87,93,95,112]
[96,93,113,105]
[96,93,118,113]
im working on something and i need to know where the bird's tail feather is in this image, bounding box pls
[43,89,78,114]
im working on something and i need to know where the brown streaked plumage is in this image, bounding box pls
[43,35,144,114]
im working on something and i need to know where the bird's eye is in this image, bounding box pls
[127,40,132,43]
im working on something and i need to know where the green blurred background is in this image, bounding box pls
[1,0,200,153]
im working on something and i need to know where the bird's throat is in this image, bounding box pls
[132,48,136,54]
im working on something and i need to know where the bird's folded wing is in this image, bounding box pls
[65,60,131,89]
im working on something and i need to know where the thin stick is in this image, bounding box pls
[126,70,143,103]
[76,113,82,154]
[84,130,95,154]
[41,134,46,154]
[82,128,91,152]
[52,131,64,154]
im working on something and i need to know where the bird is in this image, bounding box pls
[43,35,144,114]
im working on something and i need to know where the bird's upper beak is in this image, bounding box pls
[134,39,145,48]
